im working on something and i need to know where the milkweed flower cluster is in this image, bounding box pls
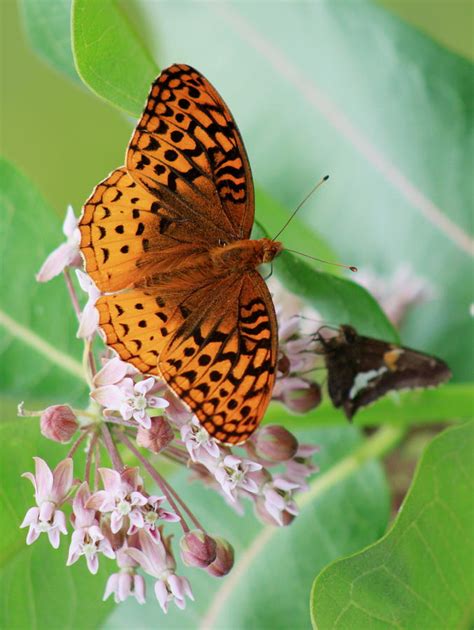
[19,206,320,612]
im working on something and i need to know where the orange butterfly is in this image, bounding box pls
[79,64,282,445]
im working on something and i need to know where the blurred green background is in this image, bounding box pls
[2,0,472,219]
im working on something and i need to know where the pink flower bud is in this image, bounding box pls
[180,530,217,568]
[40,405,78,443]
[136,416,174,453]
[277,352,291,377]
[252,425,298,462]
[206,537,234,577]
[282,381,322,414]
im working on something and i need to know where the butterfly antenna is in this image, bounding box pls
[272,175,329,241]
[285,249,358,273]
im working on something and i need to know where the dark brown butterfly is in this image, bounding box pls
[316,324,451,419]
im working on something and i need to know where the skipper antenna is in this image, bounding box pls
[285,249,357,272]
[272,175,329,241]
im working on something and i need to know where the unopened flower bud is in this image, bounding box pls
[136,416,174,453]
[40,405,78,443]
[282,381,321,414]
[277,352,291,377]
[180,529,217,568]
[253,425,298,462]
[206,537,234,577]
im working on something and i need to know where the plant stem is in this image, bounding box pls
[66,428,90,459]
[101,423,124,472]
[63,269,81,318]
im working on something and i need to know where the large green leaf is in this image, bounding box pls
[103,425,399,629]
[0,159,86,404]
[131,0,473,379]
[72,0,157,116]
[0,401,114,630]
[20,0,78,82]
[311,421,474,629]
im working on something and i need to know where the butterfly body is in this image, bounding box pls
[318,325,451,419]
[80,64,280,444]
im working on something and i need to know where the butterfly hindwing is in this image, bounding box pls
[320,325,451,419]
[158,272,278,445]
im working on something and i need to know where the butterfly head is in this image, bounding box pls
[260,238,283,264]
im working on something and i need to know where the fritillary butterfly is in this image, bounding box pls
[79,64,282,445]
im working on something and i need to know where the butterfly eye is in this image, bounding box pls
[218,239,228,247]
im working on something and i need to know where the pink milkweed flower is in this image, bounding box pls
[214,455,262,502]
[181,417,221,463]
[261,477,299,526]
[284,444,320,490]
[36,205,81,282]
[75,270,100,338]
[103,545,146,604]
[137,495,180,542]
[67,482,115,574]
[86,468,148,534]
[92,374,169,430]
[127,530,194,614]
[21,457,73,548]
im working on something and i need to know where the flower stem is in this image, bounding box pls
[116,431,190,533]
[63,268,81,319]
[160,475,206,532]
[66,428,90,459]
[101,423,124,472]
[85,432,99,484]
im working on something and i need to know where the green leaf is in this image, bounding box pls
[20,0,79,82]
[266,383,474,428]
[72,0,158,116]
[311,421,474,629]
[132,0,473,379]
[0,401,114,630]
[0,158,85,404]
[102,425,398,629]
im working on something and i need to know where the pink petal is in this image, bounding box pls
[98,468,122,493]
[92,385,124,410]
[73,483,94,527]
[75,269,93,294]
[21,472,37,493]
[121,467,141,491]
[103,574,119,601]
[54,510,68,535]
[154,580,169,613]
[110,512,123,534]
[160,510,180,523]
[130,491,147,507]
[134,411,151,429]
[86,553,99,575]
[51,458,73,502]
[128,510,144,530]
[134,377,156,395]
[168,574,184,599]
[100,538,116,560]
[33,457,53,503]
[48,528,61,549]
[26,527,40,545]
[85,490,112,512]
[62,205,77,237]
[77,301,99,339]
[20,506,39,528]
[118,573,132,601]
[93,357,130,387]
[36,243,75,282]
[148,396,170,410]
[134,575,146,604]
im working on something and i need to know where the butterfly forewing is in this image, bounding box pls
[127,64,255,243]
